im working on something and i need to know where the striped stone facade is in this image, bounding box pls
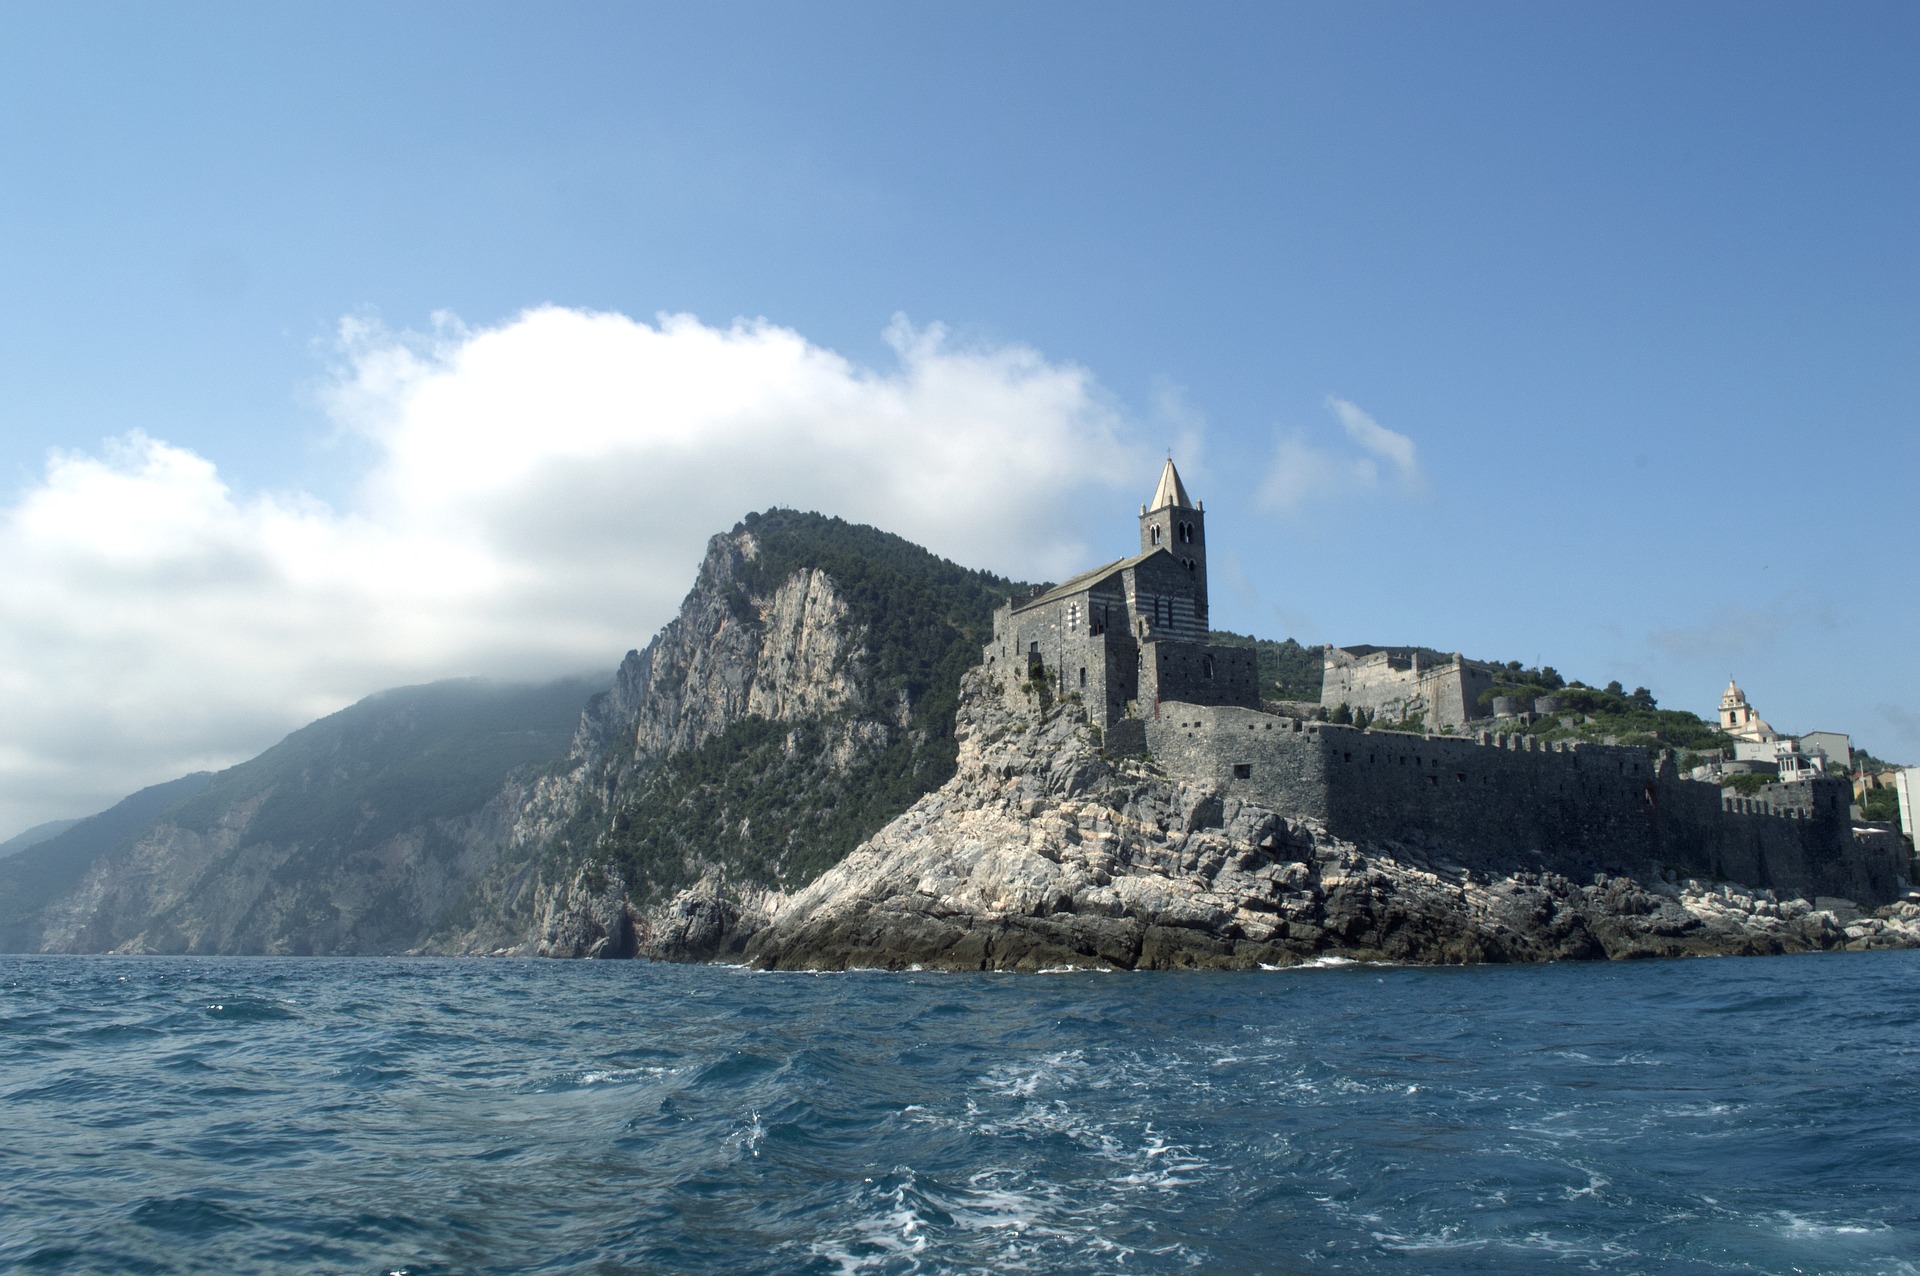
[984,461,1260,727]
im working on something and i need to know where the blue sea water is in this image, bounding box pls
[3,954,1918,1275]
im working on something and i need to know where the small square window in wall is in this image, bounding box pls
[1233,764,1252,780]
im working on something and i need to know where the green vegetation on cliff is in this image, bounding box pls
[574,713,964,903]
[1502,682,1730,754]
[733,509,1023,749]
[537,511,1024,907]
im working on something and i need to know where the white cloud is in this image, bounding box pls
[0,307,1147,837]
[1258,396,1423,513]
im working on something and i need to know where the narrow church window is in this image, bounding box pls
[1079,667,1087,688]
[1180,521,1193,544]
[1202,655,1215,679]
[1150,525,1162,545]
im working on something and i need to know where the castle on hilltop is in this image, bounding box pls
[983,461,1912,905]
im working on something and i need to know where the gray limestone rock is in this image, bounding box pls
[738,671,1920,970]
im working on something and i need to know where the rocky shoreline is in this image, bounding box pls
[545,671,1919,970]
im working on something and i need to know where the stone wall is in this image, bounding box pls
[1142,702,1913,905]
[1320,647,1493,729]
[1140,641,1260,716]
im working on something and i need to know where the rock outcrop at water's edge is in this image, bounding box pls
[732,670,1920,969]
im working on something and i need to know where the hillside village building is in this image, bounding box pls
[1718,679,1849,775]
[985,462,1912,905]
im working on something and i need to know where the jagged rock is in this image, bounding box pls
[431,513,1014,959]
[534,865,639,960]
[738,670,1920,970]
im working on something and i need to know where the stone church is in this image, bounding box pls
[985,460,1259,726]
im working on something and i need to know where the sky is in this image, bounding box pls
[1,1,1915,839]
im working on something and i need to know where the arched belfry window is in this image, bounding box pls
[1150,525,1162,545]
[1179,521,1193,544]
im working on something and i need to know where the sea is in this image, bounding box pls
[3,952,1917,1275]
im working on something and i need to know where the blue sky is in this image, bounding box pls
[1,2,1915,836]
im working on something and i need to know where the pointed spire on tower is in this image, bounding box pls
[1147,458,1193,512]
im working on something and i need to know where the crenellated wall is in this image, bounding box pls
[1144,702,1913,905]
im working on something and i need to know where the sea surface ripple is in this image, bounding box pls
[3,952,1917,1274]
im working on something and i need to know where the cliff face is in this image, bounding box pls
[428,511,1015,957]
[740,671,1920,970]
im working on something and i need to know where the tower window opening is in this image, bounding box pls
[1203,655,1215,679]
[1150,525,1162,545]
[1180,521,1193,544]
[1079,667,1087,688]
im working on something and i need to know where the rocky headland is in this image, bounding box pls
[734,673,1920,968]
[7,506,1913,965]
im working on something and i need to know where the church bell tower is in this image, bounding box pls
[1139,458,1208,623]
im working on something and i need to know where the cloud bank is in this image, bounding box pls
[0,308,1144,837]
[1259,396,1423,512]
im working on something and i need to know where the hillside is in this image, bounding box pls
[9,677,601,954]
[0,774,214,950]
[433,509,1024,955]
[0,818,83,860]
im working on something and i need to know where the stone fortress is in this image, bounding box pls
[985,461,1914,905]
[1319,645,1494,730]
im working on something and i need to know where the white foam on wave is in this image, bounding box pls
[1775,1211,1883,1239]
[808,1167,1094,1274]
[1551,1048,1667,1068]
[1260,954,1405,971]
[727,1109,765,1159]
[575,1065,673,1086]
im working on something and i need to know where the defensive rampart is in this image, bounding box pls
[1144,702,1912,905]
